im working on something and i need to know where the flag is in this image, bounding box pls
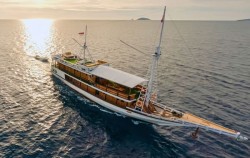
[78,32,84,35]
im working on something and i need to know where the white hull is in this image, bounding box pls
[51,67,248,140]
[52,67,182,126]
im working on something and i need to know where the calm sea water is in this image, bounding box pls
[0,20,249,158]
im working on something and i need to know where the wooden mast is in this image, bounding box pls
[145,6,166,107]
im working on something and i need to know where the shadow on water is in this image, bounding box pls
[51,76,188,158]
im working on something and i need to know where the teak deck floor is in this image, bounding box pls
[149,104,237,135]
[181,113,237,134]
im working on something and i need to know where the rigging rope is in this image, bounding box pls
[165,11,193,56]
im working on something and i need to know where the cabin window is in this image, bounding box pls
[69,67,74,76]
[80,72,88,81]
[58,63,65,71]
[65,66,70,74]
[96,77,100,83]
[75,80,80,87]
[80,82,88,91]
[75,70,81,79]
[65,75,73,83]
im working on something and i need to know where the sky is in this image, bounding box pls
[0,0,250,20]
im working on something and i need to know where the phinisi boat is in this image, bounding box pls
[51,7,247,141]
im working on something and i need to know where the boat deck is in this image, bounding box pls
[180,113,237,134]
[61,52,108,67]
[64,58,79,64]
[149,103,237,135]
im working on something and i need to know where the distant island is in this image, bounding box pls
[237,19,250,21]
[137,17,150,20]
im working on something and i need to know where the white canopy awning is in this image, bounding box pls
[90,65,147,88]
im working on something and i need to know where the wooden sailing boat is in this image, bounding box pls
[51,7,247,141]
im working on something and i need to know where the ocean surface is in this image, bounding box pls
[0,20,249,158]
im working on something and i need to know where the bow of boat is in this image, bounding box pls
[179,113,248,141]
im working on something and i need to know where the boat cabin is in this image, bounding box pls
[52,52,148,109]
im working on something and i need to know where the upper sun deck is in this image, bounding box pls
[63,52,108,67]
[52,52,109,70]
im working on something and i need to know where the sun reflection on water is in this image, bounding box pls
[22,19,54,57]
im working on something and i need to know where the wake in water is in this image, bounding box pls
[99,108,114,115]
